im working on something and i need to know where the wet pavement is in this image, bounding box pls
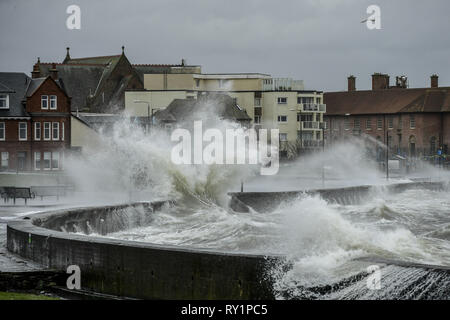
[0,203,60,272]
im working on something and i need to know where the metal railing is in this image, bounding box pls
[300,103,326,112]
[301,121,320,130]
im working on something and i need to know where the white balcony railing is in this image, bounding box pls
[300,103,326,112]
[301,121,320,130]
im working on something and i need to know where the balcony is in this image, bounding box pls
[301,121,320,130]
[300,103,326,112]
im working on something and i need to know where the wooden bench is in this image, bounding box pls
[30,185,74,200]
[0,187,34,205]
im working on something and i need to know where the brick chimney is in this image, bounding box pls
[431,74,438,88]
[372,73,390,90]
[50,63,58,80]
[31,57,41,79]
[348,75,356,91]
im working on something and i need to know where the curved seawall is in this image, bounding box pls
[7,202,280,299]
[229,181,447,212]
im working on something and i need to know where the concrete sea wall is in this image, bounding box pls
[229,181,447,213]
[7,202,280,299]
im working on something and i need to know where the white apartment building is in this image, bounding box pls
[125,70,325,158]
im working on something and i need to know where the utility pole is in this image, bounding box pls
[321,124,325,188]
[134,100,151,133]
[384,114,389,180]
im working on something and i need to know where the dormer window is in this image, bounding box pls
[41,95,48,109]
[0,94,9,109]
[50,95,57,110]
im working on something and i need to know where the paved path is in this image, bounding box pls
[0,204,58,272]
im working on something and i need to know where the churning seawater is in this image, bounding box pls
[103,187,450,299]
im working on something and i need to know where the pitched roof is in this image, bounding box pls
[24,76,68,99]
[324,87,450,116]
[39,63,105,111]
[154,93,251,124]
[64,55,121,65]
[0,72,30,118]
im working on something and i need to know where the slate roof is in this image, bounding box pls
[72,112,123,132]
[37,51,142,113]
[324,87,450,116]
[39,63,105,112]
[154,93,251,124]
[0,72,31,118]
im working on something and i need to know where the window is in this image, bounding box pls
[298,97,314,104]
[44,122,51,140]
[34,122,41,140]
[430,137,437,155]
[254,98,261,106]
[254,116,261,124]
[195,79,200,87]
[1,152,8,170]
[388,117,394,129]
[277,115,287,122]
[344,117,350,130]
[52,122,59,140]
[51,152,59,170]
[277,97,287,104]
[41,95,48,109]
[0,122,4,140]
[43,152,51,170]
[279,133,288,141]
[218,79,229,88]
[354,118,361,130]
[0,94,9,109]
[366,118,372,130]
[377,118,383,130]
[62,122,64,141]
[34,152,41,170]
[50,95,57,110]
[18,122,27,141]
[410,115,416,129]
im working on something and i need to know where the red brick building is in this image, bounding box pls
[0,69,71,172]
[324,74,450,159]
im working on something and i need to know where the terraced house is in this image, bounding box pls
[0,70,70,172]
[324,73,450,159]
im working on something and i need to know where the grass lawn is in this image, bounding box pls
[0,291,60,300]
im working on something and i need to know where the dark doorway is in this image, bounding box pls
[17,152,27,171]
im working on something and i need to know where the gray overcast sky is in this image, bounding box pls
[1,0,449,92]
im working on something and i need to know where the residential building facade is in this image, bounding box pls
[0,71,71,172]
[125,70,325,158]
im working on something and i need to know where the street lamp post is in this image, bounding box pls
[384,114,389,180]
[134,100,151,133]
[321,123,325,188]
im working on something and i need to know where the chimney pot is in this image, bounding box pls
[431,74,438,88]
[31,57,41,79]
[372,73,390,90]
[50,63,58,80]
[348,75,356,91]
